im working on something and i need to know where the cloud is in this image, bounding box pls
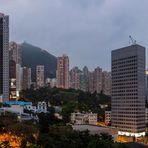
[0,0,148,70]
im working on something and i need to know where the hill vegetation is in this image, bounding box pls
[21,42,57,81]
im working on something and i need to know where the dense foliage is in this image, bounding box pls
[20,87,111,122]
[38,130,128,148]
[0,112,129,148]
[20,87,111,110]
[37,113,128,148]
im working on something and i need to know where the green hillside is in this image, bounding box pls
[21,42,57,81]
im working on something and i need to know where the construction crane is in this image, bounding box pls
[129,35,136,45]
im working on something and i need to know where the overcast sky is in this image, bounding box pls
[1,0,148,70]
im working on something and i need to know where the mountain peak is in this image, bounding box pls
[21,43,57,81]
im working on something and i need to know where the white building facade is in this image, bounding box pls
[71,113,97,125]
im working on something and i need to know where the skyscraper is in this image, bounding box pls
[9,42,21,65]
[83,66,89,76]
[9,60,16,100]
[88,67,102,93]
[79,72,88,92]
[69,67,80,90]
[36,65,44,88]
[57,55,69,89]
[16,64,22,97]
[82,66,89,92]
[0,13,9,102]
[22,67,31,90]
[88,72,94,93]
[102,71,111,96]
[111,44,146,137]
[9,42,22,100]
[93,67,102,93]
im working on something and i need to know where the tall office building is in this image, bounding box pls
[57,55,69,89]
[111,44,146,137]
[36,65,44,88]
[0,13,9,102]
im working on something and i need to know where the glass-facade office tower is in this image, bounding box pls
[111,44,146,137]
[0,13,9,102]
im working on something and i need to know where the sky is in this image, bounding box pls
[0,0,148,71]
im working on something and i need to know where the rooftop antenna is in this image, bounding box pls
[129,35,136,45]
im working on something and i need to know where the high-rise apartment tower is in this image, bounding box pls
[22,67,31,90]
[57,55,69,89]
[69,67,80,90]
[9,42,21,65]
[36,65,44,88]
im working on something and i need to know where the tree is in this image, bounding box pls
[8,123,37,148]
[0,141,11,148]
[61,102,77,123]
[88,139,112,148]
[38,112,50,133]
[27,144,38,148]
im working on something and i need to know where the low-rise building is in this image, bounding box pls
[1,101,32,115]
[37,102,47,113]
[2,101,32,113]
[0,101,47,121]
[99,104,108,109]
[3,105,24,114]
[2,101,48,113]
[71,113,97,125]
[54,113,63,119]
[45,78,57,88]
[88,113,98,125]
[105,111,111,125]
[24,101,47,113]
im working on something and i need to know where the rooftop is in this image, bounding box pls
[72,125,111,135]
[3,101,32,106]
[0,13,4,17]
